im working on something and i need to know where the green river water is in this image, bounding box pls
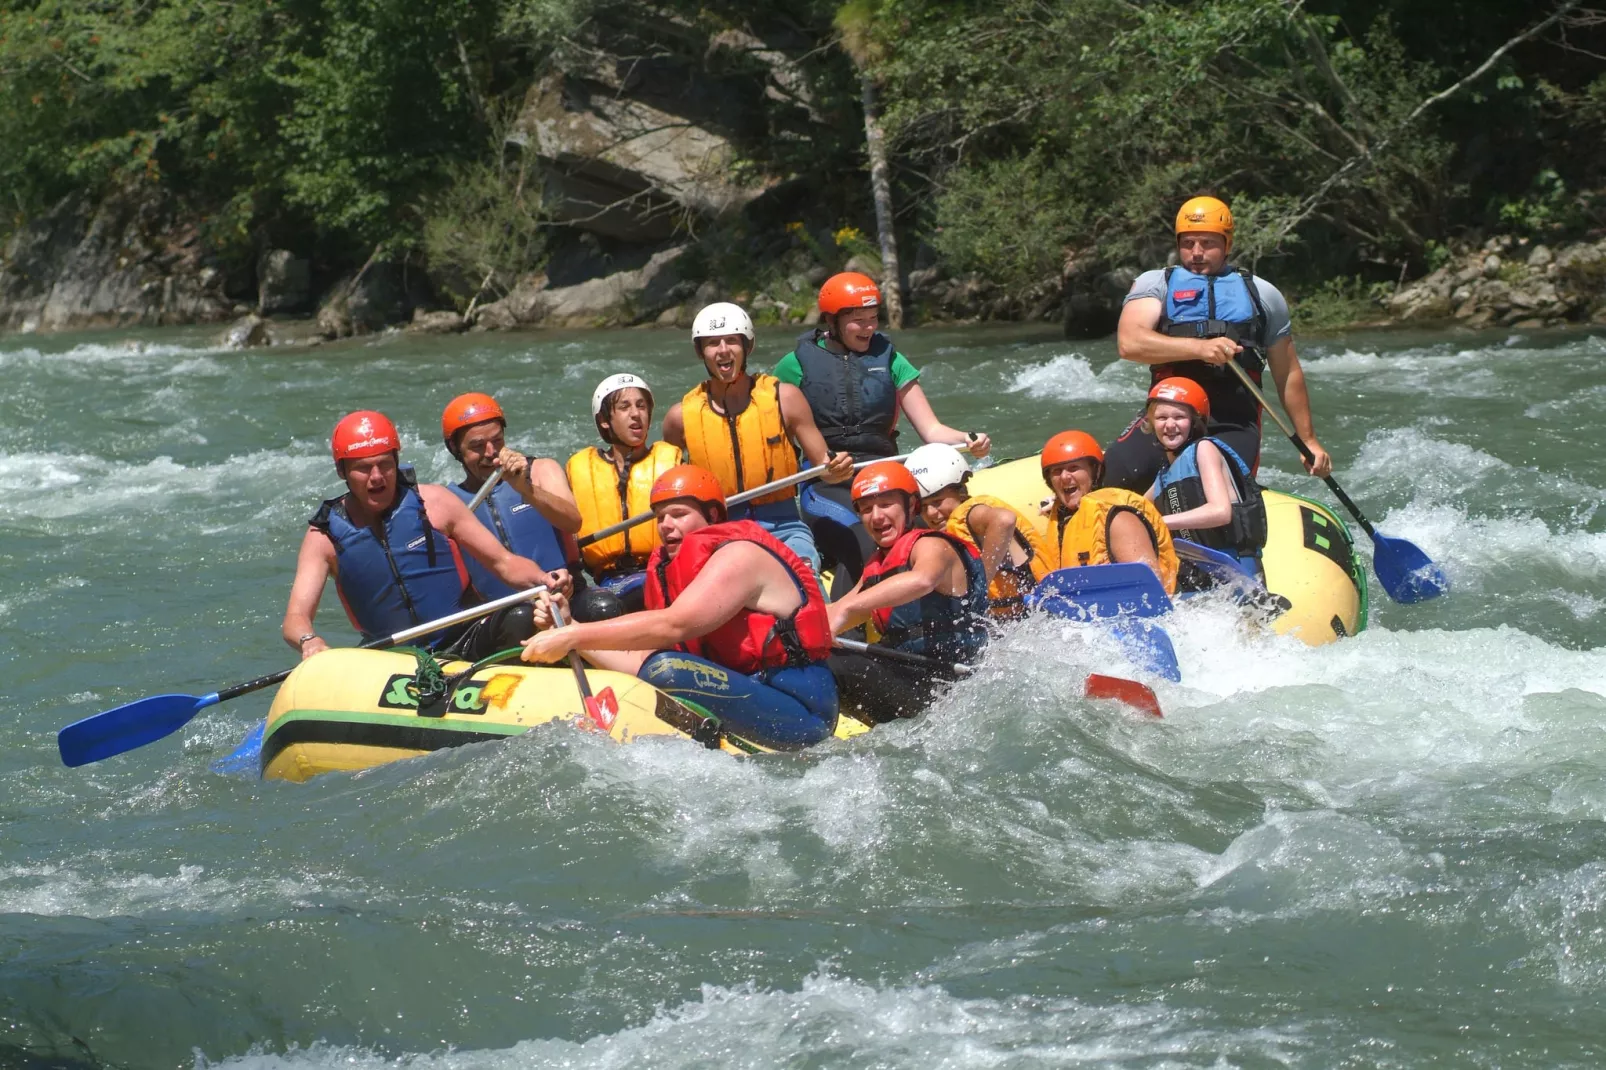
[2,322,1604,1068]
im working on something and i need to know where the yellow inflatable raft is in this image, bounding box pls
[261,649,868,783]
[967,456,1367,646]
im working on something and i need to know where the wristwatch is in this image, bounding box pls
[297,633,319,647]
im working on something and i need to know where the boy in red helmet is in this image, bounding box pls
[281,410,563,661]
[520,464,838,750]
[824,461,989,722]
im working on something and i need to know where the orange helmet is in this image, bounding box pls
[818,272,881,316]
[650,465,725,511]
[1040,431,1105,484]
[851,460,919,505]
[331,410,400,463]
[1175,196,1233,250]
[1147,377,1210,420]
[441,393,505,449]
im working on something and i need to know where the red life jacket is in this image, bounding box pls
[860,528,989,658]
[643,520,833,674]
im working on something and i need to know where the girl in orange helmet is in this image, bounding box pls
[773,271,992,596]
[1143,378,1267,582]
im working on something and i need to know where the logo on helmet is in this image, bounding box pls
[1187,208,1208,223]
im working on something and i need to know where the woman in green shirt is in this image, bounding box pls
[775,271,991,594]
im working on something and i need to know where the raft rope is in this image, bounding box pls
[393,646,448,716]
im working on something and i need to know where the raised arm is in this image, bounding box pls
[497,450,582,534]
[897,382,990,458]
[282,528,335,657]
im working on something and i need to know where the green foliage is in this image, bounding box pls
[1291,275,1393,332]
[1493,169,1583,237]
[421,142,546,310]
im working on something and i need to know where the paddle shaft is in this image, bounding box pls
[575,449,936,549]
[219,584,549,705]
[464,467,503,513]
[548,601,595,701]
[1223,360,1381,540]
[833,637,973,675]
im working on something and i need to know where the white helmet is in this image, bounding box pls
[905,443,971,498]
[591,373,653,420]
[691,302,755,344]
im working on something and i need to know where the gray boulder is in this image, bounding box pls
[473,246,688,329]
[257,249,310,314]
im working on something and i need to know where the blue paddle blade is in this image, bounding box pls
[58,692,217,768]
[1109,618,1183,682]
[1370,531,1449,604]
[210,720,266,777]
[1028,563,1175,620]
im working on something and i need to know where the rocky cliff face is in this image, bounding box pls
[0,194,240,332]
[1384,235,1606,329]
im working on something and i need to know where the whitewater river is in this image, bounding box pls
[2,322,1604,1067]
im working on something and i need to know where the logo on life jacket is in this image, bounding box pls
[406,536,427,550]
[1173,289,1200,301]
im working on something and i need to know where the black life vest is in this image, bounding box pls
[1153,437,1268,557]
[790,329,901,460]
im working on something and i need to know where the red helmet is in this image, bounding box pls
[1040,431,1105,484]
[331,411,400,463]
[441,393,505,447]
[1147,377,1210,420]
[650,465,726,511]
[818,272,881,316]
[851,460,920,505]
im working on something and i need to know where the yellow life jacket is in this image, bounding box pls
[680,374,798,506]
[566,441,683,577]
[1050,488,1180,595]
[946,493,1054,618]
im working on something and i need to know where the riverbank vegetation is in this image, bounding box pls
[0,0,1600,328]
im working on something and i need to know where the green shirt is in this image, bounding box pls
[772,339,921,390]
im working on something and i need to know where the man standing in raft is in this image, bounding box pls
[519,465,838,750]
[1105,195,1330,492]
[825,461,989,722]
[282,410,559,660]
[442,392,579,600]
[774,271,991,593]
[1039,430,1179,594]
[566,373,682,612]
[904,442,1051,620]
[662,302,853,571]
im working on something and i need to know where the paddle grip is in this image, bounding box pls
[215,668,295,704]
[833,638,973,675]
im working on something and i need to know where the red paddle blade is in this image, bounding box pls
[1084,674,1163,719]
[583,687,620,732]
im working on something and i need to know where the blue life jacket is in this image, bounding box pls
[1153,437,1268,559]
[791,329,900,459]
[311,473,473,646]
[863,530,990,661]
[447,469,567,599]
[1155,266,1270,430]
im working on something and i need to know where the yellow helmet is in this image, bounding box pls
[1175,196,1234,250]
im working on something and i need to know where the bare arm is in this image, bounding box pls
[498,451,582,534]
[1159,441,1236,532]
[420,484,568,594]
[1117,297,1239,367]
[281,529,335,657]
[778,383,854,482]
[827,539,953,633]
[897,382,990,459]
[1264,337,1331,477]
[965,502,1015,583]
[521,544,770,662]
[662,402,686,449]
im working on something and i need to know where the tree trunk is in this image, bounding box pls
[859,73,905,328]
